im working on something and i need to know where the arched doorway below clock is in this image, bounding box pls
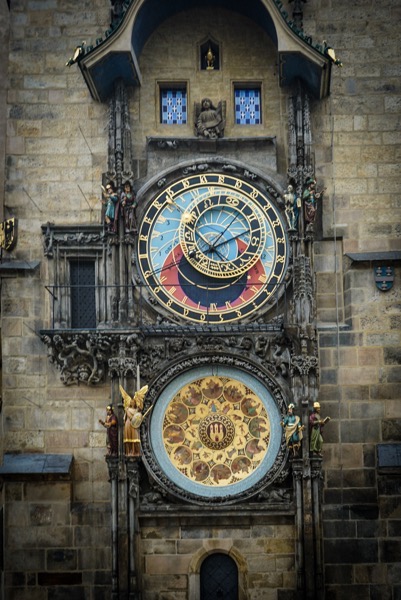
[200,553,238,600]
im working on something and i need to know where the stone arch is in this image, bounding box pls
[188,542,249,600]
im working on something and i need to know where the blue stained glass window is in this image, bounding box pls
[161,89,187,124]
[235,88,261,125]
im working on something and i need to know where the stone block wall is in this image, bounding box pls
[1,0,400,598]
[4,479,112,599]
[139,513,296,600]
[306,0,401,596]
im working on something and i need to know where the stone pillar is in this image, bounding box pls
[127,459,140,599]
[0,1,9,223]
[311,458,324,594]
[292,459,304,590]
[108,344,141,598]
[106,456,120,599]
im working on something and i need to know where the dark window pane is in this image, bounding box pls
[70,261,96,329]
[200,553,238,600]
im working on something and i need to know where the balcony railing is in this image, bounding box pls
[44,282,287,334]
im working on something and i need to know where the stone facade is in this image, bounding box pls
[0,1,400,600]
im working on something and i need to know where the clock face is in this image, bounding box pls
[147,364,285,501]
[137,172,288,323]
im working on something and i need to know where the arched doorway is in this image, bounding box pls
[200,553,238,600]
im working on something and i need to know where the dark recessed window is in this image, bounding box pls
[160,88,187,125]
[70,260,96,329]
[234,87,261,125]
[200,553,238,599]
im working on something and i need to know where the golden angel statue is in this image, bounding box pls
[120,384,149,457]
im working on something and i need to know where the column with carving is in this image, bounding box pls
[105,78,135,324]
[287,80,324,598]
[287,86,315,258]
[107,335,141,598]
[292,460,305,590]
[105,456,120,599]
[311,458,324,594]
[126,459,141,599]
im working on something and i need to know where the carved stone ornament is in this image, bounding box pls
[140,354,290,505]
[40,331,143,385]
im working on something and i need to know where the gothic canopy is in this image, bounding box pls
[77,0,332,101]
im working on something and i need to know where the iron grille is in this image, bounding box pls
[70,261,96,329]
[200,553,238,600]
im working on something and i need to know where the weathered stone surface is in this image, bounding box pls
[145,555,192,575]
[324,539,379,564]
[1,0,400,598]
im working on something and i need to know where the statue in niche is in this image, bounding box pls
[99,405,118,456]
[195,98,225,139]
[309,401,330,457]
[120,180,137,233]
[283,184,300,230]
[205,46,215,70]
[102,181,119,233]
[281,403,304,457]
[302,178,325,227]
[120,384,150,457]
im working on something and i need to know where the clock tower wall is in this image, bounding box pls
[129,7,287,177]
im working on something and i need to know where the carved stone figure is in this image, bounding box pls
[102,181,119,233]
[281,403,304,456]
[195,98,225,138]
[272,342,291,377]
[283,184,297,230]
[309,401,330,456]
[120,180,137,233]
[302,178,325,226]
[99,405,118,456]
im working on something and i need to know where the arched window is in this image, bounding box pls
[200,553,238,600]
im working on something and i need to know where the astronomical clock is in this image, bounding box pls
[135,163,291,504]
[137,171,288,324]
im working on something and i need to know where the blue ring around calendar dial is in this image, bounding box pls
[149,365,283,499]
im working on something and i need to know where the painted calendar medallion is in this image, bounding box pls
[145,362,286,502]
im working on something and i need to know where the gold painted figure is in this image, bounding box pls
[120,384,149,456]
[205,46,215,70]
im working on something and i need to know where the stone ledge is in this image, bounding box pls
[0,453,73,481]
[0,259,40,275]
[346,251,401,263]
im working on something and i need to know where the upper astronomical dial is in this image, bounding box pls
[179,189,267,279]
[137,172,288,324]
